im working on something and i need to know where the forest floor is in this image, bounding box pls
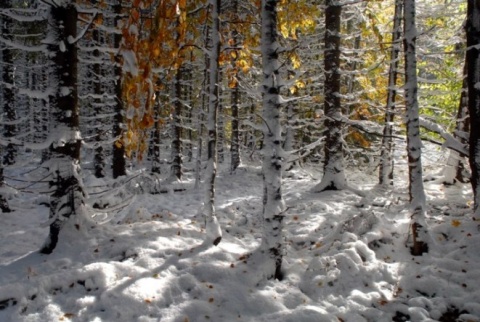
[1,143,480,322]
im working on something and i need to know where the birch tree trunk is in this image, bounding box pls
[467,0,480,214]
[379,0,402,186]
[404,0,427,256]
[313,0,346,192]
[203,0,222,246]
[41,1,86,254]
[261,0,286,280]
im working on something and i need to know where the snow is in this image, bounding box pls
[1,144,480,321]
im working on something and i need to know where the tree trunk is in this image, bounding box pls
[112,0,126,179]
[41,2,85,254]
[444,60,470,185]
[203,0,222,246]
[467,0,480,214]
[0,0,13,212]
[93,28,106,178]
[404,0,427,256]
[313,0,346,192]
[230,0,241,173]
[379,0,402,186]
[170,67,183,181]
[0,149,11,213]
[260,0,285,280]
[2,0,17,166]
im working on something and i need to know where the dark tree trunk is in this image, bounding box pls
[112,0,126,179]
[444,60,470,185]
[2,0,17,166]
[379,0,402,186]
[93,28,106,178]
[170,67,183,180]
[0,152,11,213]
[230,0,241,173]
[467,0,480,214]
[313,0,346,192]
[41,2,85,254]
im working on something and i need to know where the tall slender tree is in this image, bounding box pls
[1,0,17,166]
[443,60,470,185]
[229,0,241,173]
[404,0,428,255]
[204,0,222,246]
[260,0,285,280]
[40,0,86,254]
[313,0,346,192]
[112,0,126,179]
[467,0,480,214]
[379,0,402,186]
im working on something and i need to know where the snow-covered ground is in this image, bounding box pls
[1,144,480,322]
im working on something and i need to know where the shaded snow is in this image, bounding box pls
[0,144,479,321]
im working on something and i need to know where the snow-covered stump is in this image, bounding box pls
[259,0,286,280]
[404,0,428,255]
[203,0,222,246]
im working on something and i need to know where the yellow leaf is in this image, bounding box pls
[451,220,461,227]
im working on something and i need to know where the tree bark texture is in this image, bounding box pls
[404,0,427,256]
[41,2,85,254]
[261,0,286,280]
[204,0,222,246]
[467,0,480,214]
[379,0,402,186]
[112,0,126,179]
[314,0,346,192]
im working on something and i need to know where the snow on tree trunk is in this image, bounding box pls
[41,2,87,254]
[151,100,162,174]
[260,0,286,280]
[444,61,469,185]
[203,0,222,246]
[0,0,12,212]
[467,0,480,215]
[170,68,183,181]
[379,0,402,186]
[217,70,225,164]
[404,0,428,256]
[93,29,106,178]
[2,0,17,166]
[313,0,346,192]
[112,0,126,179]
[230,0,241,173]
[0,148,11,213]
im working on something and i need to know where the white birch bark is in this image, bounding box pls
[203,0,222,246]
[404,0,428,255]
[260,0,286,280]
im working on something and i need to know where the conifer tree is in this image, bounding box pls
[41,0,86,254]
